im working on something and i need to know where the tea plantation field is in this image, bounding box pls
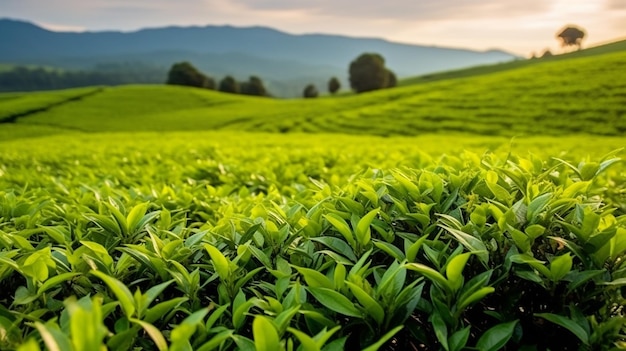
[0,131,625,350]
[0,47,625,350]
[1,50,625,139]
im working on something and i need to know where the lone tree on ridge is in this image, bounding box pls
[349,53,396,93]
[556,25,586,50]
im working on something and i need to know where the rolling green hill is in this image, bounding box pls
[0,49,624,140]
[400,38,626,86]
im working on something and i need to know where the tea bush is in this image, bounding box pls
[0,133,624,350]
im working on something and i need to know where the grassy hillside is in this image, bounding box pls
[0,50,624,139]
[400,38,626,86]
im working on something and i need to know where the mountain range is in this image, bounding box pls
[0,18,518,96]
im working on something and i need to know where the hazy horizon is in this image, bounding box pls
[2,0,626,56]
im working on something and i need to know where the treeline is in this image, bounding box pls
[166,62,270,97]
[0,63,164,92]
[168,52,398,99]
[2,52,399,96]
[301,53,397,98]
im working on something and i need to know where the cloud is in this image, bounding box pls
[606,0,626,10]
[229,0,552,21]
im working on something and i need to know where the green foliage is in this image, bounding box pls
[166,62,215,89]
[240,76,268,97]
[0,132,624,350]
[303,84,318,98]
[349,53,397,93]
[218,75,240,94]
[0,64,165,92]
[327,77,340,95]
[385,69,397,88]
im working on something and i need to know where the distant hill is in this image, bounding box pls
[0,18,517,97]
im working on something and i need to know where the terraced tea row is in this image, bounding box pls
[1,50,625,140]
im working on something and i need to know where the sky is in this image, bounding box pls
[2,0,626,56]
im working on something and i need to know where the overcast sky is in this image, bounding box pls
[3,0,625,56]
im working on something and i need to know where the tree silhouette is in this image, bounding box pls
[240,76,268,96]
[303,84,318,98]
[349,53,396,93]
[349,53,388,93]
[556,26,586,50]
[386,69,397,88]
[219,75,239,94]
[328,77,341,95]
[166,62,213,88]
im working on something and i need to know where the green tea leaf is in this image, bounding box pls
[34,322,72,351]
[126,202,150,232]
[308,287,362,318]
[345,281,384,325]
[535,313,589,344]
[204,244,231,281]
[130,318,168,351]
[430,311,448,351]
[362,325,403,351]
[445,252,471,292]
[405,234,428,262]
[449,326,470,351]
[253,316,282,351]
[310,237,357,262]
[91,270,136,317]
[406,263,451,293]
[196,330,234,351]
[288,328,319,351]
[458,287,495,311]
[16,338,41,351]
[475,320,518,351]
[324,213,356,249]
[549,253,573,282]
[355,208,378,247]
[510,254,551,280]
[602,277,626,286]
[373,240,405,262]
[438,225,488,265]
[37,272,80,295]
[293,266,334,289]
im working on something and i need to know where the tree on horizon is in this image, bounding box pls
[219,75,239,94]
[349,53,396,93]
[303,84,318,98]
[240,76,268,97]
[166,62,214,89]
[557,25,586,50]
[328,77,341,95]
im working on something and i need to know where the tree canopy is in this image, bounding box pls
[166,62,214,89]
[349,53,397,93]
[328,77,341,95]
[240,76,268,97]
[557,25,586,50]
[303,84,318,98]
[219,75,239,94]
